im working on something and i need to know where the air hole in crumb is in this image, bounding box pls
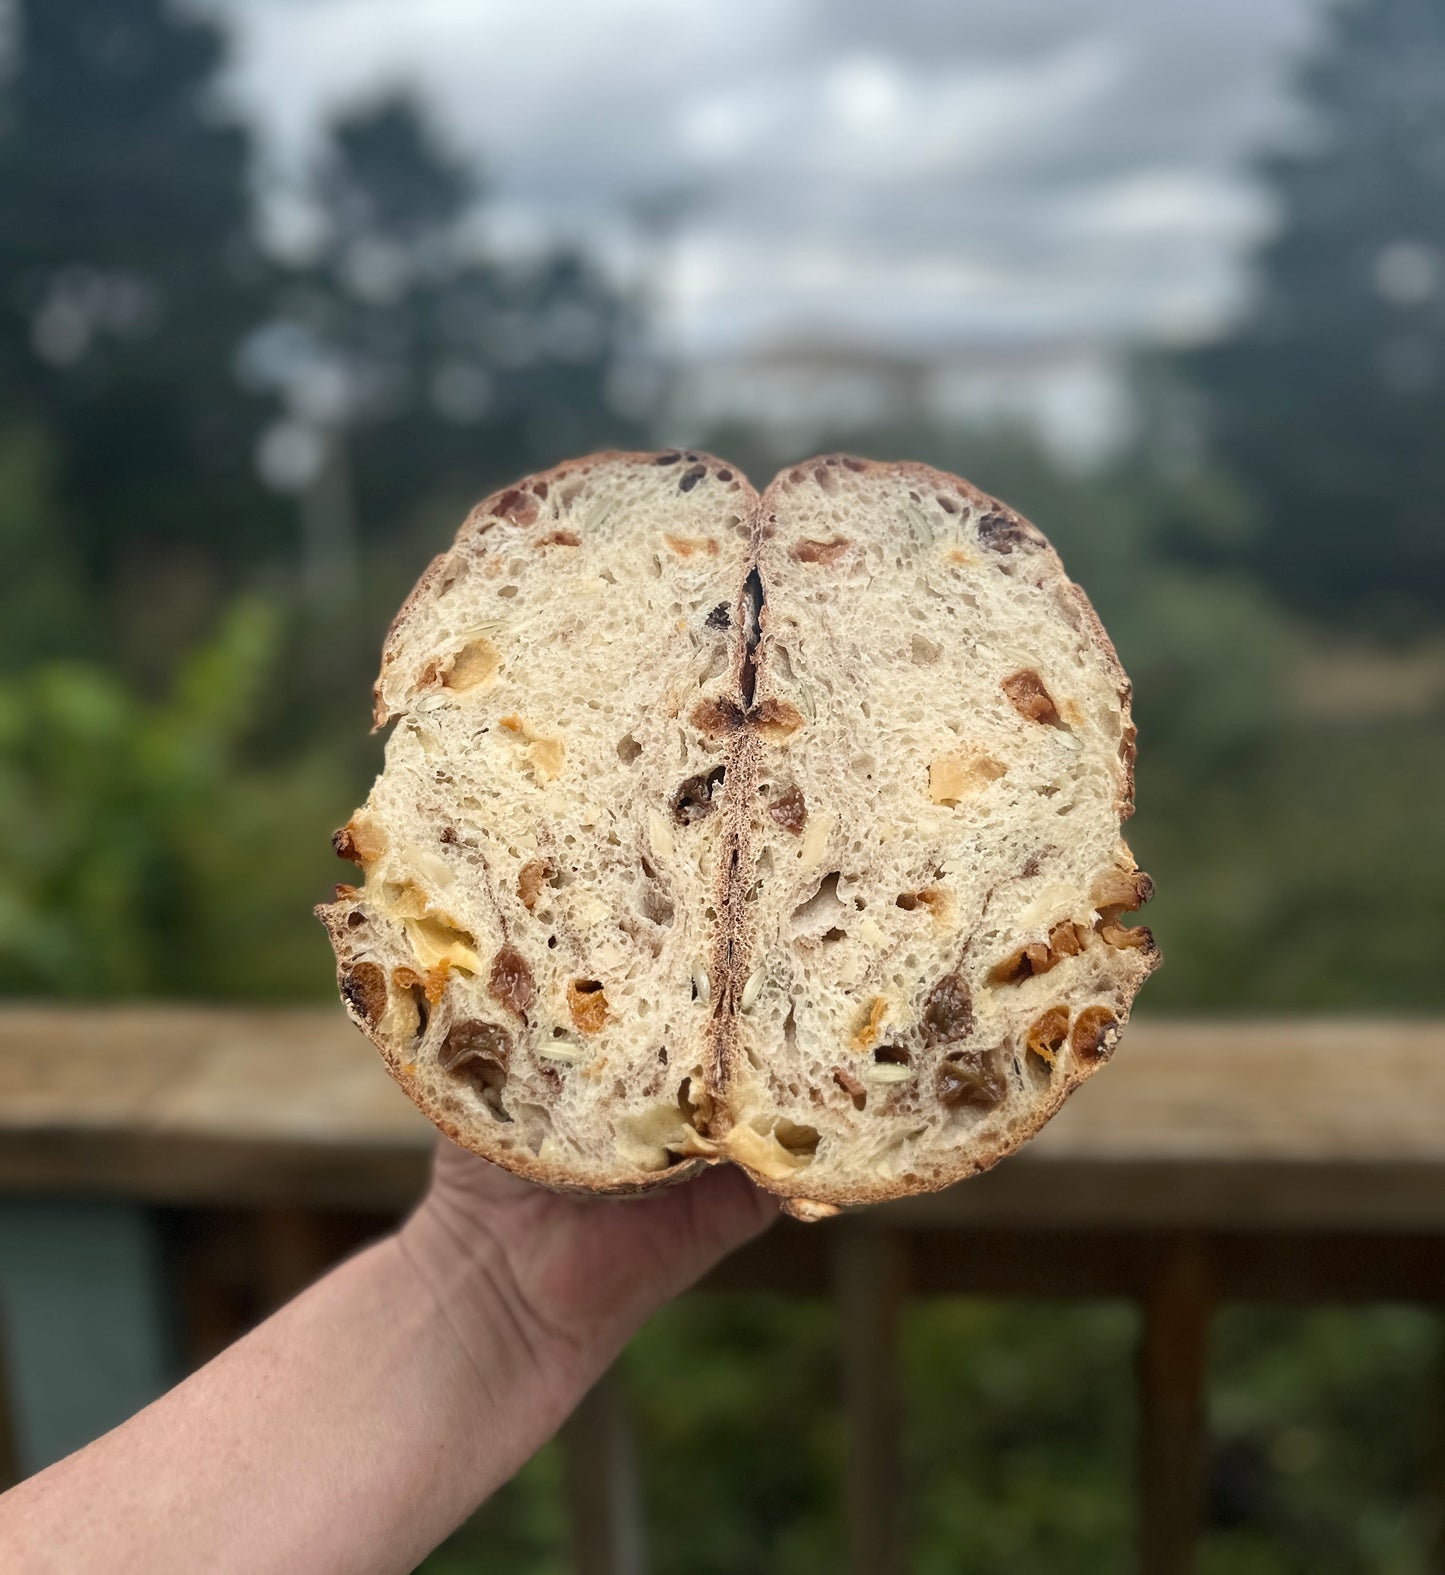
[790,871,852,939]
[776,1120,821,1156]
[616,733,643,764]
[498,585,519,598]
[672,765,726,826]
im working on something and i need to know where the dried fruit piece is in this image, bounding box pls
[568,979,609,1035]
[976,508,1027,553]
[921,969,974,1046]
[493,488,539,526]
[691,697,744,736]
[1001,669,1063,727]
[662,533,718,557]
[488,944,536,1018]
[1071,1005,1120,1065]
[850,996,889,1053]
[769,785,807,834]
[438,1020,512,1119]
[791,536,850,565]
[1026,1007,1071,1067]
[516,858,552,911]
[936,1049,1007,1112]
[340,961,388,1027]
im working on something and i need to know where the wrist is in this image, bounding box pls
[394,1190,598,1433]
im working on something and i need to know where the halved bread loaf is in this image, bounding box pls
[318,450,1158,1217]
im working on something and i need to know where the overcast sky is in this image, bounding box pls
[211,0,1325,362]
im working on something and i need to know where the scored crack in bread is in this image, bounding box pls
[317,449,1159,1218]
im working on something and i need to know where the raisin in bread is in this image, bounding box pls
[318,450,1158,1218]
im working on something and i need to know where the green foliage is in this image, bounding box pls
[422,1300,1442,1575]
[0,596,351,996]
[1179,0,1445,630]
[1202,1307,1439,1573]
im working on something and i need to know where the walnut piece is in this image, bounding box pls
[499,713,565,783]
[928,752,1006,805]
[333,814,387,868]
[751,699,805,741]
[442,636,500,692]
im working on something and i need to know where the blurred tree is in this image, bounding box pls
[0,597,350,997]
[1181,0,1445,632]
[0,0,285,600]
[246,94,652,605]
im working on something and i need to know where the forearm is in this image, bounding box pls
[0,1232,570,1575]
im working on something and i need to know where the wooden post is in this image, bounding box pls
[1138,1235,1212,1575]
[836,1226,907,1575]
[564,1366,646,1575]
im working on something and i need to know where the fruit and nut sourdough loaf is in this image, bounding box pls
[319,451,1158,1218]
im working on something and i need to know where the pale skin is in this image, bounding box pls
[0,1140,777,1574]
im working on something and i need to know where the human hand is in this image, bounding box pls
[398,1139,777,1417]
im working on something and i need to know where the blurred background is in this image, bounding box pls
[0,0,1443,1569]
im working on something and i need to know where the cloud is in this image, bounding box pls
[212,0,1322,359]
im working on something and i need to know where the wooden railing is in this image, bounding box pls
[3,1008,1444,1573]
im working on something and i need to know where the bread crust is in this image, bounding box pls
[321,450,1157,1215]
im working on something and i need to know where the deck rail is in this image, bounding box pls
[3,1007,1443,1574]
